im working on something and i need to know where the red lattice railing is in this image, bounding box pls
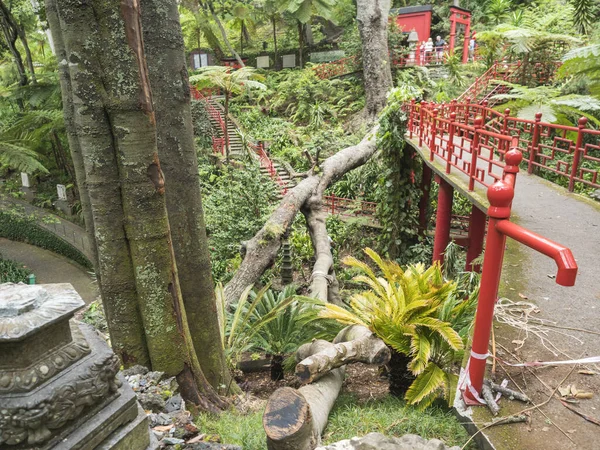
[406,99,600,192]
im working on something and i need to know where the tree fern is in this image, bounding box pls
[571,0,594,35]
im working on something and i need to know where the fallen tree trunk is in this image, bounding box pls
[224,126,379,306]
[264,325,386,450]
[295,325,390,384]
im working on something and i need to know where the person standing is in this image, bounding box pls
[425,38,433,64]
[435,35,446,64]
[469,33,476,61]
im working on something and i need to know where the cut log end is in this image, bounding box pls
[264,387,312,444]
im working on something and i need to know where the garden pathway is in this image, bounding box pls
[408,137,600,449]
[0,238,98,304]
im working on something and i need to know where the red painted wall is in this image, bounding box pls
[395,11,432,43]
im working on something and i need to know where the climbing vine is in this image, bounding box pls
[376,88,423,262]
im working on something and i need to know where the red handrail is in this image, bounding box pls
[190,86,226,155]
[406,99,600,192]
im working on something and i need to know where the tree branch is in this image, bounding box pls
[224,126,379,306]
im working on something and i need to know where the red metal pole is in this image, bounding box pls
[432,177,454,264]
[501,108,510,155]
[568,117,587,192]
[527,112,542,174]
[465,205,486,273]
[419,164,433,234]
[468,117,483,191]
[463,180,513,404]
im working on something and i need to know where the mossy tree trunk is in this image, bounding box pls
[141,0,233,393]
[46,0,229,411]
[357,0,393,118]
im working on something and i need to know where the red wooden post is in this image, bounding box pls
[419,101,427,147]
[527,112,542,174]
[480,100,488,123]
[418,164,433,234]
[331,195,335,215]
[501,108,510,155]
[449,10,457,54]
[432,177,454,264]
[408,99,416,138]
[446,112,457,174]
[462,22,471,64]
[468,117,483,190]
[465,205,486,273]
[568,117,587,192]
[450,99,457,115]
[430,108,439,161]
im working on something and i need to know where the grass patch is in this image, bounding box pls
[196,393,473,450]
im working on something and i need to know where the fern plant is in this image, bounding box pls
[313,248,475,409]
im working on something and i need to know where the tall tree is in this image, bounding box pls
[357,0,393,118]
[199,0,245,67]
[45,0,229,411]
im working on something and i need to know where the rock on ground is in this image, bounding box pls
[315,432,460,450]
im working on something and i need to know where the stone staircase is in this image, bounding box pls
[259,160,296,199]
[205,96,245,157]
[203,95,296,197]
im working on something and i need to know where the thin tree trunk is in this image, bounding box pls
[357,0,393,118]
[272,17,278,70]
[141,0,235,393]
[16,25,36,84]
[48,0,150,367]
[0,2,27,86]
[207,0,245,67]
[297,21,304,68]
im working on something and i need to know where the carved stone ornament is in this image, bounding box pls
[0,323,91,394]
[0,283,84,342]
[0,335,121,447]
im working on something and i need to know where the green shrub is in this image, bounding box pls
[0,254,31,283]
[0,209,92,269]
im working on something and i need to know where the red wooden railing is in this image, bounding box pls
[406,99,600,192]
[190,86,226,155]
[456,61,521,104]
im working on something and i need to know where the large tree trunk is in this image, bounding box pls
[47,0,150,367]
[295,325,390,384]
[265,326,386,450]
[141,0,234,392]
[48,0,227,411]
[357,0,393,118]
[224,126,379,306]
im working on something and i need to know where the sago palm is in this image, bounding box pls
[316,248,469,409]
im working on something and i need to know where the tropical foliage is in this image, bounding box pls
[314,248,476,409]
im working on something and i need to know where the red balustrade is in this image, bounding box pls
[406,100,600,192]
[324,195,377,218]
[190,86,227,155]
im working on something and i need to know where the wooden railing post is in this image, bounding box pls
[446,112,457,174]
[408,98,416,138]
[430,108,439,161]
[480,100,488,123]
[527,112,542,174]
[419,101,427,147]
[569,117,588,192]
[468,117,483,191]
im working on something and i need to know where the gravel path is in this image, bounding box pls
[0,237,98,304]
